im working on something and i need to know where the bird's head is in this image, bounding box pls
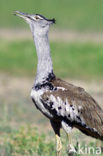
[14,11,55,36]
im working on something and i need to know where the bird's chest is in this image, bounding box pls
[30,89,53,118]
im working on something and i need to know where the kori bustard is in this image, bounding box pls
[15,11,103,156]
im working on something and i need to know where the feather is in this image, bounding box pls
[41,77,103,140]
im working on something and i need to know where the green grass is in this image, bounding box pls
[0,125,56,156]
[0,124,103,156]
[0,40,103,80]
[1,0,103,31]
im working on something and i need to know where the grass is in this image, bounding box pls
[0,40,103,80]
[1,0,103,31]
[0,124,103,156]
[0,125,56,156]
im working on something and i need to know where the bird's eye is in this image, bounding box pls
[35,16,39,20]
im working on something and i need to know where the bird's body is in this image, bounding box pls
[15,11,103,155]
[31,77,103,141]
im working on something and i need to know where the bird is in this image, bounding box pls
[15,11,103,156]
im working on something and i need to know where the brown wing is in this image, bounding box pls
[42,78,103,140]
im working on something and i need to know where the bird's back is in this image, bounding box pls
[42,78,103,141]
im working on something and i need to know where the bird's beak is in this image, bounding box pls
[14,11,32,21]
[14,11,27,18]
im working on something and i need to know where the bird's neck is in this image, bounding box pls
[33,33,55,86]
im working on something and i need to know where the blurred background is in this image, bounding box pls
[0,0,103,155]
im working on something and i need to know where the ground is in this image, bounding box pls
[1,29,103,43]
